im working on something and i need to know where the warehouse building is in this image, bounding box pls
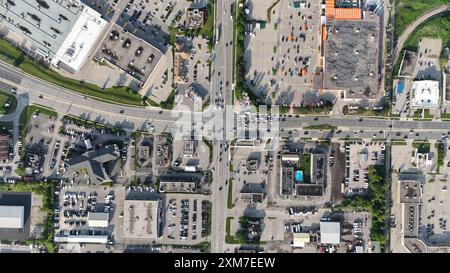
[0,205,24,229]
[320,221,341,245]
[0,0,107,72]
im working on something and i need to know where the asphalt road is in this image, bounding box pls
[2,58,450,137]
[209,0,235,253]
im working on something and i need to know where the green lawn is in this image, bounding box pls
[436,142,445,167]
[304,124,337,131]
[395,0,449,38]
[202,137,213,164]
[63,115,125,134]
[201,201,212,237]
[0,89,17,114]
[225,217,237,244]
[413,141,431,153]
[0,39,144,106]
[424,109,434,119]
[441,112,450,119]
[227,179,234,209]
[401,12,450,68]
[298,153,311,183]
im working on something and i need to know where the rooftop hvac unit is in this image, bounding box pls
[66,43,76,57]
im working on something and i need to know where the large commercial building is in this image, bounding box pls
[94,25,163,86]
[0,205,24,229]
[65,145,120,184]
[0,0,107,72]
[123,198,161,240]
[322,0,381,99]
[323,11,380,99]
[411,80,440,109]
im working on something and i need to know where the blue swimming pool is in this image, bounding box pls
[295,171,303,183]
[397,81,404,95]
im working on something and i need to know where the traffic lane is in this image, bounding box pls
[281,116,391,128]
[281,129,449,141]
[281,116,450,130]
[0,81,15,92]
[0,64,23,84]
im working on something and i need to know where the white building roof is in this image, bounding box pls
[87,212,109,228]
[320,221,341,244]
[412,80,439,109]
[51,6,107,71]
[281,154,300,162]
[292,232,310,248]
[0,206,24,229]
[54,235,108,244]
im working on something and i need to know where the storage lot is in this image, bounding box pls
[160,194,210,245]
[56,185,126,244]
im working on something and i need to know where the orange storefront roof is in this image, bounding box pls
[325,0,335,19]
[322,25,327,42]
[334,8,362,20]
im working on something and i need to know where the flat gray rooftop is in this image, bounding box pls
[312,154,325,186]
[95,25,163,83]
[0,0,83,58]
[324,14,380,99]
[399,180,421,203]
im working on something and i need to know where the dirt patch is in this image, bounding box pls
[30,193,45,239]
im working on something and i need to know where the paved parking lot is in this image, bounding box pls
[160,194,210,245]
[24,112,60,179]
[391,141,414,172]
[175,36,212,109]
[344,141,385,195]
[230,146,273,205]
[245,0,322,104]
[116,0,191,51]
[420,178,450,245]
[171,139,210,171]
